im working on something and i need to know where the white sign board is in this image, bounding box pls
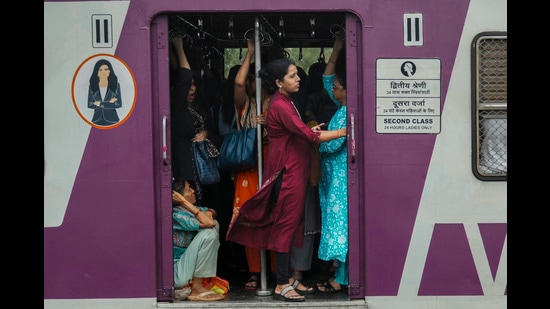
[376,58,441,134]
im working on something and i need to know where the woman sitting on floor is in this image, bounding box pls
[172,180,225,301]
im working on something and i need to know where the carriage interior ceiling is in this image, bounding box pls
[168,13,347,49]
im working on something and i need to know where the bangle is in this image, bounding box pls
[329,59,337,64]
[194,210,200,216]
[337,129,341,138]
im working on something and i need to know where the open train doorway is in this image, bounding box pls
[152,11,363,304]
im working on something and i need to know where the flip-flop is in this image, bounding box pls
[291,279,315,295]
[316,279,342,293]
[187,290,225,301]
[272,285,305,302]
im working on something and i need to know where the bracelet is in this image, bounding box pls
[337,129,341,138]
[329,59,337,64]
[194,210,200,216]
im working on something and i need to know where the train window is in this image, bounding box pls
[472,32,507,181]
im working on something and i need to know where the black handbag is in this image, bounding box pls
[193,140,220,184]
[217,104,258,171]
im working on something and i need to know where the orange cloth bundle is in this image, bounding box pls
[202,276,229,295]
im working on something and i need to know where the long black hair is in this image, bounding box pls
[220,64,240,125]
[257,58,296,95]
[89,59,119,93]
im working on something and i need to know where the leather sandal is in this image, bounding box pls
[291,278,315,295]
[272,285,305,302]
[316,278,342,293]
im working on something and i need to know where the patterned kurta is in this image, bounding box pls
[172,205,220,288]
[172,205,206,261]
[317,73,348,264]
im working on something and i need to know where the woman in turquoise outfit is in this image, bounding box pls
[316,35,349,293]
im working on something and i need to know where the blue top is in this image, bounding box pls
[318,73,348,268]
[172,205,207,261]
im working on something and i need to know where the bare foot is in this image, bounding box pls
[188,285,210,297]
[328,277,341,289]
[245,274,259,290]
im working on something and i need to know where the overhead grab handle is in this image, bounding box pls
[318,46,325,63]
[228,17,234,39]
[310,17,316,39]
[278,17,285,40]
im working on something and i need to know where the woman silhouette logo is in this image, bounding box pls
[72,54,137,129]
[400,61,416,77]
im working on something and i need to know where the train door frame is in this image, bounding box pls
[151,15,175,302]
[343,13,364,298]
[151,11,366,302]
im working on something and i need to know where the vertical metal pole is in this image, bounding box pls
[253,16,272,297]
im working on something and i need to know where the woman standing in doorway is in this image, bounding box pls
[316,35,349,293]
[227,57,345,302]
[170,34,219,207]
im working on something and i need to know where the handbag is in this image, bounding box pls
[217,103,258,171]
[193,140,220,184]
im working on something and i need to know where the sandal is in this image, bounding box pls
[272,285,305,302]
[244,274,259,290]
[291,278,315,295]
[316,278,342,293]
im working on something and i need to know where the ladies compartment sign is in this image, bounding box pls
[376,58,441,134]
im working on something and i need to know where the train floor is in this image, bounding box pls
[160,240,367,308]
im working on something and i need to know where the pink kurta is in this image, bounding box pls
[227,91,321,253]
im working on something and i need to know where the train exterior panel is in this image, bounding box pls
[44,0,507,308]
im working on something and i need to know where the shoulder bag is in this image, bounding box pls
[217,102,258,171]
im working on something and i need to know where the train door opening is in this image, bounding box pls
[152,11,363,302]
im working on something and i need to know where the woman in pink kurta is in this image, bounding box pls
[227,58,346,302]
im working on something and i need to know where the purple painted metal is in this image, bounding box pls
[44,0,489,302]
